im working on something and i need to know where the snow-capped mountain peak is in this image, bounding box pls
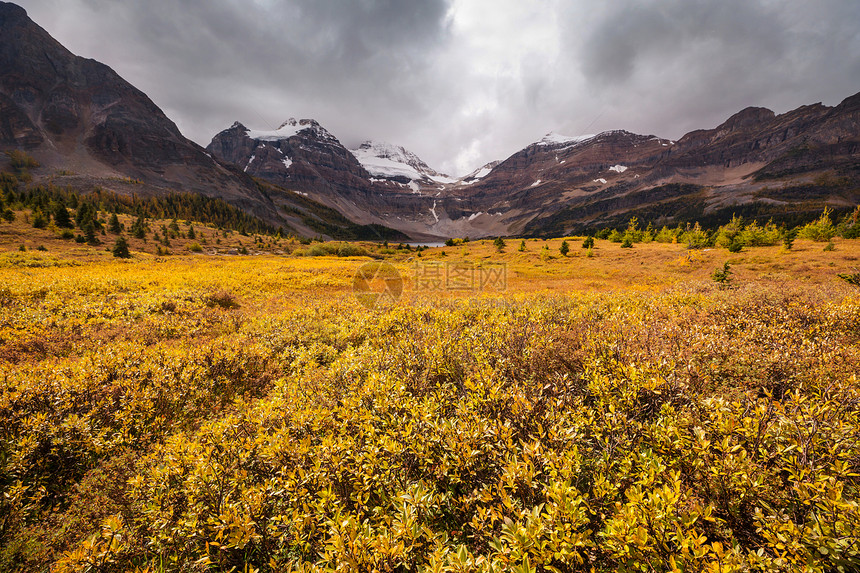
[350,141,456,184]
[537,132,596,148]
[243,118,337,143]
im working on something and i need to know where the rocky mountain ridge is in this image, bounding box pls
[208,96,859,238]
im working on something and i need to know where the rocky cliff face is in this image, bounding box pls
[0,1,281,224]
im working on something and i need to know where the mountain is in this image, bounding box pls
[448,130,676,235]
[0,1,289,223]
[206,119,459,239]
[514,95,860,234]
[207,119,373,208]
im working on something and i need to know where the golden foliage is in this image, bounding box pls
[0,248,859,572]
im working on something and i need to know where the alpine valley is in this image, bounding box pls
[2,1,859,240]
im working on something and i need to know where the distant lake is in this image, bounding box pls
[407,242,446,248]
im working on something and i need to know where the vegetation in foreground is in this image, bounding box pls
[0,232,858,572]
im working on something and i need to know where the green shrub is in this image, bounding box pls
[839,207,860,239]
[739,219,780,246]
[837,271,860,286]
[798,208,836,241]
[681,223,710,249]
[653,226,677,243]
[295,242,369,257]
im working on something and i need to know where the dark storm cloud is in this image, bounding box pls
[21,0,450,144]
[13,0,860,175]
[578,0,786,85]
[566,0,860,139]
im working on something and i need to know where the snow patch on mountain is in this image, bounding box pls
[471,166,493,179]
[461,160,500,183]
[608,165,628,173]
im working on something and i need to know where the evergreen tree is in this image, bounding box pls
[112,236,131,258]
[53,203,73,228]
[75,202,90,228]
[132,216,147,239]
[109,213,122,234]
[187,224,196,240]
[83,222,99,245]
[783,228,797,250]
[493,237,506,252]
[560,240,569,256]
[518,240,526,252]
[31,208,48,229]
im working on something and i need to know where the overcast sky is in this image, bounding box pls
[17,0,860,176]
